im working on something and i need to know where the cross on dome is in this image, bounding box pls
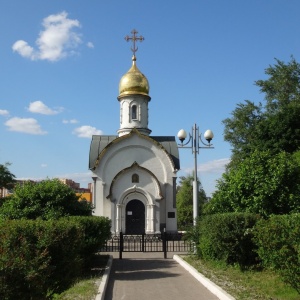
[124,29,144,57]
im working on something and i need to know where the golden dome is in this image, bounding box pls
[118,55,149,97]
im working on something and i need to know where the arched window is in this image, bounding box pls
[132,105,137,120]
[132,174,139,183]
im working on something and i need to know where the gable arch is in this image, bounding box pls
[92,129,178,172]
[106,162,163,200]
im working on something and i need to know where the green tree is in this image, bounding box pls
[0,162,16,199]
[204,150,300,217]
[256,57,300,112]
[176,175,207,230]
[224,57,300,167]
[0,178,93,220]
[223,100,263,166]
[215,58,300,216]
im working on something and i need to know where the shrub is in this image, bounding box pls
[0,219,84,299]
[0,216,111,299]
[254,214,300,293]
[198,213,260,268]
[0,179,93,220]
[68,216,111,267]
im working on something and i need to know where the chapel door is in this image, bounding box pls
[126,200,145,234]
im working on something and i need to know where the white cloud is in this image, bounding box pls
[28,100,63,115]
[12,11,81,62]
[180,158,231,196]
[63,119,78,124]
[5,117,47,135]
[41,164,48,168]
[182,158,230,175]
[12,40,34,59]
[16,176,44,182]
[73,125,102,138]
[199,158,230,173]
[87,42,94,48]
[0,109,9,116]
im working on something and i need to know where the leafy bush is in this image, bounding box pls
[0,216,111,299]
[68,216,111,267]
[198,213,260,268]
[254,214,300,293]
[0,219,84,299]
[0,179,93,220]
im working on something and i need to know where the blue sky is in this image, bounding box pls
[1,1,299,196]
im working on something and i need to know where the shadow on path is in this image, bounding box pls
[104,255,219,300]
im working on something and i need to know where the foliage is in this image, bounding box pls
[176,175,207,230]
[197,213,260,269]
[293,149,300,166]
[0,218,84,299]
[184,217,201,245]
[0,179,93,220]
[256,57,300,113]
[0,217,111,299]
[67,216,111,267]
[0,163,16,200]
[223,57,300,168]
[253,214,300,294]
[223,100,263,165]
[204,150,300,217]
[53,255,109,300]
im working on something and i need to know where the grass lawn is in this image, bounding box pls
[184,255,299,300]
[53,254,109,300]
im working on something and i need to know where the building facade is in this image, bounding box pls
[89,40,180,234]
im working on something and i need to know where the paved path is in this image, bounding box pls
[104,252,219,300]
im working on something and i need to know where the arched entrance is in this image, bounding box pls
[126,200,145,234]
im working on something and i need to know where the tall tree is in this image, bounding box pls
[176,175,207,230]
[204,150,300,217]
[223,100,263,165]
[256,57,300,112]
[0,163,16,198]
[224,57,300,168]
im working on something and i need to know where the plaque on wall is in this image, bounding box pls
[168,212,175,218]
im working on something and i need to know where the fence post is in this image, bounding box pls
[119,231,123,259]
[142,233,145,252]
[163,228,167,259]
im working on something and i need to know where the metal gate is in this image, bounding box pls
[101,232,192,259]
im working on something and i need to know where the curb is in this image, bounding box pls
[173,255,235,300]
[95,255,113,300]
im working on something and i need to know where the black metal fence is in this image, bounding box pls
[101,232,193,259]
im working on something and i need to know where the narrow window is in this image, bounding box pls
[132,105,137,120]
[132,174,139,183]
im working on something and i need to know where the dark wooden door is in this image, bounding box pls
[126,200,145,234]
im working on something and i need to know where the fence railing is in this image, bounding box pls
[101,232,193,259]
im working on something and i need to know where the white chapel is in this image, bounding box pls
[89,30,180,234]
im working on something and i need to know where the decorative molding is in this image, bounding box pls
[106,161,163,200]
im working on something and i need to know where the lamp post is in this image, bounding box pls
[177,123,214,226]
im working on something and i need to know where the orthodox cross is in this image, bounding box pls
[125,29,144,56]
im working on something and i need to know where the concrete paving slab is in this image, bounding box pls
[103,252,221,300]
